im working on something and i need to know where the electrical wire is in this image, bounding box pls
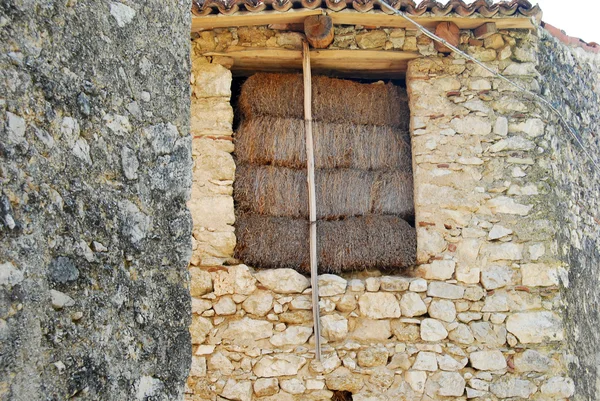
[378,0,600,173]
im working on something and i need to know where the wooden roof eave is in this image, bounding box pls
[191,9,537,32]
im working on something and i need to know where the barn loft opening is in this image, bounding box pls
[230,72,416,274]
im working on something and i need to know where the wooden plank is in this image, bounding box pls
[302,41,322,362]
[326,10,534,30]
[202,48,419,78]
[191,9,322,31]
[474,22,498,39]
[192,9,535,31]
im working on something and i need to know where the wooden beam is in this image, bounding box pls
[434,21,460,53]
[327,10,534,30]
[191,9,322,31]
[202,48,419,78]
[304,15,335,49]
[474,22,498,39]
[192,9,535,31]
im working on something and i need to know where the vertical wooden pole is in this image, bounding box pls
[303,41,321,362]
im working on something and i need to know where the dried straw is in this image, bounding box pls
[234,116,412,171]
[234,214,416,273]
[234,164,414,220]
[238,73,409,127]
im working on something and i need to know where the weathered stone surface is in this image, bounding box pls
[427,282,465,299]
[190,267,213,296]
[221,379,252,401]
[448,323,475,344]
[490,377,537,398]
[280,378,305,394]
[481,265,513,290]
[470,350,507,371]
[437,354,468,371]
[253,354,307,377]
[357,346,389,368]
[318,274,347,296]
[0,262,25,286]
[191,316,213,344]
[521,263,559,286]
[428,299,456,322]
[352,318,392,342]
[428,371,466,397]
[325,367,364,393]
[506,312,563,343]
[513,349,552,372]
[242,291,274,316]
[254,378,279,397]
[358,292,401,319]
[254,269,310,294]
[413,351,437,371]
[541,376,575,398]
[321,314,348,342]
[419,260,455,280]
[405,370,427,393]
[420,318,448,341]
[222,318,274,342]
[269,326,313,346]
[391,321,420,342]
[50,290,75,310]
[214,296,237,315]
[470,321,506,346]
[400,292,427,317]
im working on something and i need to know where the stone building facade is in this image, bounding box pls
[2,1,600,400]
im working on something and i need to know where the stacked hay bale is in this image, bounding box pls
[234,73,416,274]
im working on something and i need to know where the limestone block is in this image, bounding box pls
[192,63,232,98]
[336,293,358,312]
[321,314,349,342]
[412,351,437,371]
[470,321,507,346]
[379,276,410,291]
[358,292,401,319]
[356,30,387,49]
[222,318,273,342]
[254,269,310,294]
[280,378,306,394]
[190,356,207,377]
[242,291,274,317]
[420,318,448,341]
[188,195,234,229]
[428,299,456,322]
[269,326,312,346]
[429,371,466,397]
[427,282,465,299]
[318,274,347,296]
[448,323,475,344]
[490,377,537,398]
[352,318,392,342]
[470,350,507,371]
[409,278,428,292]
[513,349,552,372]
[540,377,575,398]
[190,98,233,135]
[487,196,533,216]
[506,311,563,343]
[253,354,307,377]
[357,346,389,367]
[509,118,545,137]
[214,296,236,315]
[400,293,427,319]
[325,367,364,393]
[481,265,514,290]
[220,379,252,401]
[437,354,467,371]
[254,378,279,397]
[193,230,236,259]
[521,263,559,286]
[418,260,455,280]
[482,242,524,261]
[190,268,213,296]
[450,115,492,135]
[190,316,213,344]
[416,228,446,263]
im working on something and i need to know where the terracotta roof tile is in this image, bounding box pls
[192,0,541,18]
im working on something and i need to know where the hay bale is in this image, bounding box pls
[234,164,414,220]
[234,214,416,273]
[234,116,412,170]
[238,73,409,127]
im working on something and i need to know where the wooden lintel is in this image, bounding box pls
[202,48,420,78]
[191,9,322,31]
[192,9,535,31]
[474,22,498,39]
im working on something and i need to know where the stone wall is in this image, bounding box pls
[188,26,574,400]
[1,1,191,399]
[537,28,600,401]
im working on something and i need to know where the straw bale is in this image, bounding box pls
[234,117,412,170]
[238,73,409,127]
[234,215,416,273]
[234,164,414,220]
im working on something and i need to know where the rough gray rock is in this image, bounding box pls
[0,1,191,399]
[538,28,600,401]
